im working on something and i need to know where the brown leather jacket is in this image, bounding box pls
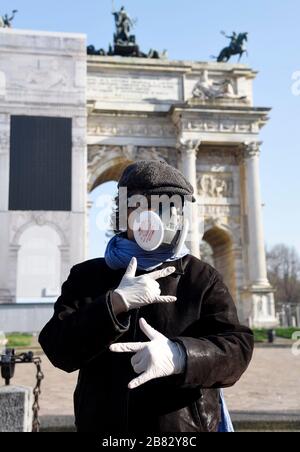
[39,254,254,433]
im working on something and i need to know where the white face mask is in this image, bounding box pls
[132,206,189,253]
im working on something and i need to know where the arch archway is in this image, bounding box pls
[88,146,136,193]
[87,145,170,193]
[89,158,133,193]
[11,218,68,249]
[87,149,134,258]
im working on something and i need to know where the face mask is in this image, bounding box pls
[132,205,189,253]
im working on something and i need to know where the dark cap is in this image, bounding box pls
[118,160,196,202]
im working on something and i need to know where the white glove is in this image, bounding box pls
[109,317,186,389]
[114,257,177,312]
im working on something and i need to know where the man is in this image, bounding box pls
[39,160,254,433]
[226,32,238,51]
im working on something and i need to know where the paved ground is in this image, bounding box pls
[8,346,300,416]
[225,347,300,412]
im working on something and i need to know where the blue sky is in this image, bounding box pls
[2,0,300,257]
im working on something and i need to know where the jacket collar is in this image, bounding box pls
[134,255,188,276]
[152,255,188,275]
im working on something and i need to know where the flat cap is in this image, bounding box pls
[118,160,196,202]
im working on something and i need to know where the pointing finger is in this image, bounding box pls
[125,257,137,277]
[139,317,164,341]
[109,341,146,353]
[147,266,176,280]
[128,370,153,389]
[152,296,177,304]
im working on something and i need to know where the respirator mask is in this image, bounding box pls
[131,200,189,254]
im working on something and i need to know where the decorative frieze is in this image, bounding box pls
[181,117,256,134]
[198,173,234,199]
[88,121,175,138]
[6,57,73,92]
[197,149,241,166]
[202,204,240,217]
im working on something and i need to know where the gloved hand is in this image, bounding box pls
[114,257,177,312]
[109,317,186,389]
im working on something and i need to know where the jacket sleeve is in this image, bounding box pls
[171,271,254,389]
[38,265,132,373]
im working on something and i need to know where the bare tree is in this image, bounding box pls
[267,244,300,307]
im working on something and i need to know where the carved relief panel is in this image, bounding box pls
[198,173,234,199]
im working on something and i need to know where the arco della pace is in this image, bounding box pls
[0,28,277,329]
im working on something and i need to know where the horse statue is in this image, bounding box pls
[215,32,248,63]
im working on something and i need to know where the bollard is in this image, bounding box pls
[0,386,33,432]
[0,332,44,432]
[267,329,276,344]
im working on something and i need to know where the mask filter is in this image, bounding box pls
[133,206,189,253]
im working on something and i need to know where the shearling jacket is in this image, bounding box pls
[39,253,254,433]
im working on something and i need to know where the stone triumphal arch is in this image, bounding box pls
[0,29,277,328]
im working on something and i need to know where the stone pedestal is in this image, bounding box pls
[247,288,277,329]
[0,386,33,432]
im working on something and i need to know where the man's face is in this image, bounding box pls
[125,193,184,241]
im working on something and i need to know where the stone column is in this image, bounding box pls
[0,115,12,304]
[243,142,277,328]
[244,142,269,286]
[177,140,201,258]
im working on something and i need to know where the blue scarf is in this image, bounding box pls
[105,233,190,271]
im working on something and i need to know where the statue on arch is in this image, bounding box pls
[87,3,166,59]
[192,70,248,103]
[213,31,248,63]
[112,5,135,45]
[0,10,18,28]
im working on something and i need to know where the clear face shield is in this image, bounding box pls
[129,195,190,253]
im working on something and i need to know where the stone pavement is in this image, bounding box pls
[225,347,300,412]
[6,347,300,417]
